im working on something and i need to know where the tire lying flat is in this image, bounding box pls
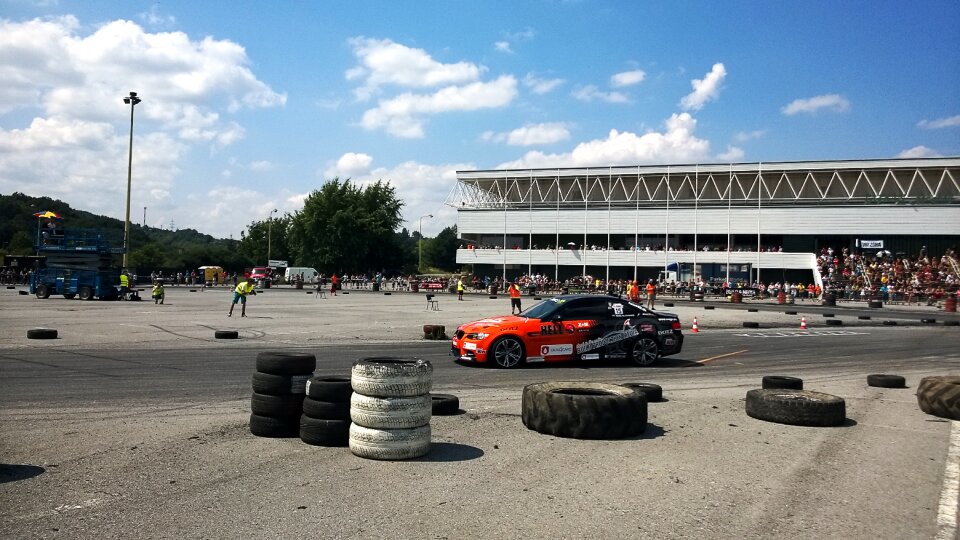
[214,330,238,339]
[256,352,317,375]
[300,417,350,446]
[348,424,431,460]
[916,376,960,421]
[745,389,846,427]
[522,381,647,439]
[351,357,432,398]
[302,398,351,420]
[867,374,906,389]
[26,328,58,340]
[349,394,431,429]
[762,376,803,390]
[430,393,460,415]
[622,382,663,403]
[250,393,305,417]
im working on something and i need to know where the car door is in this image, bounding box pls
[548,297,611,361]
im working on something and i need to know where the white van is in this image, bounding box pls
[284,267,320,284]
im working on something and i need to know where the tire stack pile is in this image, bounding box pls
[300,376,353,446]
[348,357,433,460]
[249,352,316,438]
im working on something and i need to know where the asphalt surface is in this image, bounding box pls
[1,286,959,539]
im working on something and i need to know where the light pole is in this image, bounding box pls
[267,208,278,264]
[122,91,141,268]
[418,214,433,272]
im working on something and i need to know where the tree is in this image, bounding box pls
[422,225,459,271]
[286,179,404,273]
[239,215,290,265]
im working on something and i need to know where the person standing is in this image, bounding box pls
[229,278,256,317]
[509,282,522,314]
[457,277,464,301]
[629,280,641,303]
[119,271,130,300]
[330,274,338,296]
[645,279,657,309]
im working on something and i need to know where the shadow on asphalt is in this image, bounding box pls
[414,442,484,462]
[0,464,45,483]
[624,423,666,440]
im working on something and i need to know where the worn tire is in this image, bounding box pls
[431,393,460,415]
[663,302,674,307]
[825,319,843,326]
[251,372,310,395]
[944,321,959,327]
[423,324,437,339]
[214,330,239,339]
[350,393,431,429]
[745,389,846,427]
[748,308,758,312]
[348,424,431,460]
[623,382,663,402]
[305,376,352,401]
[302,398,351,420]
[351,357,432,397]
[250,392,304,417]
[249,413,299,438]
[785,311,798,315]
[921,318,936,324]
[858,315,871,320]
[704,305,715,310]
[883,320,898,326]
[916,376,960,421]
[255,351,316,375]
[822,313,835,318]
[867,374,906,388]
[742,321,760,328]
[521,381,647,439]
[869,300,883,308]
[299,417,350,446]
[762,375,803,390]
[26,328,58,340]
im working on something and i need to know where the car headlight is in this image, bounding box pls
[466,332,490,340]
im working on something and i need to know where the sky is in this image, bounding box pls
[1,1,958,240]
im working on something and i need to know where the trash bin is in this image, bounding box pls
[373,282,380,292]
[731,291,743,303]
[489,285,498,295]
[411,281,419,293]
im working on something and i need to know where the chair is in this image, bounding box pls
[426,294,439,311]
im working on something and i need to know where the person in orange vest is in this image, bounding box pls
[330,274,338,296]
[509,282,522,314]
[629,280,641,303]
[645,279,657,309]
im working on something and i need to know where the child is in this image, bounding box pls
[152,281,165,305]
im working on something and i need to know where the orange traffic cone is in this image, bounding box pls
[800,316,807,330]
[692,317,699,333]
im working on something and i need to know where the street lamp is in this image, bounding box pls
[418,214,433,272]
[122,91,141,268]
[267,208,278,264]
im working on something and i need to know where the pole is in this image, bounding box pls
[122,91,140,268]
[143,207,146,227]
[555,171,560,283]
[726,163,732,287]
[633,166,639,282]
[606,167,611,284]
[419,213,433,273]
[664,166,670,279]
[693,165,698,283]
[757,161,762,285]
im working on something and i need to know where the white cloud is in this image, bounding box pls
[495,27,535,54]
[734,129,766,143]
[494,41,512,53]
[680,62,726,111]
[325,152,374,178]
[139,6,176,27]
[611,69,646,88]
[523,73,564,95]
[497,113,711,169]
[249,160,274,172]
[360,75,518,138]
[781,93,850,115]
[896,145,941,158]
[347,37,484,101]
[481,123,571,146]
[917,115,960,129]
[716,145,745,161]
[572,85,628,104]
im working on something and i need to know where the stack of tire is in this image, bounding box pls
[348,357,433,460]
[249,352,316,437]
[300,376,353,446]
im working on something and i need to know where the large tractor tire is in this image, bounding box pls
[916,376,960,421]
[745,389,846,427]
[521,381,647,439]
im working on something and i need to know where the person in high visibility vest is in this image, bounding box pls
[229,278,256,317]
[152,280,165,305]
[509,282,522,314]
[119,272,130,300]
[457,278,464,301]
[645,279,657,309]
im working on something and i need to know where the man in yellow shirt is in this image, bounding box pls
[229,278,256,317]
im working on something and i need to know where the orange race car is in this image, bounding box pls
[451,294,684,368]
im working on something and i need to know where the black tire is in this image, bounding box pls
[743,321,760,328]
[431,393,460,415]
[704,305,715,310]
[432,325,445,340]
[867,374,906,388]
[623,382,663,402]
[663,302,674,307]
[35,284,50,299]
[351,357,433,397]
[858,315,871,320]
[629,336,659,367]
[489,295,497,299]
[785,311,798,315]
[302,397,351,420]
[26,328,58,340]
[822,313,835,318]
[921,318,936,324]
[63,293,76,299]
[249,413,299,438]
[251,372,310,395]
[869,300,883,308]
[916,376,960,421]
[305,376,352,401]
[945,320,959,327]
[489,336,525,368]
[745,389,846,427]
[250,392,304,417]
[423,324,436,339]
[255,351,317,375]
[762,375,803,390]
[384,292,392,296]
[883,320,898,326]
[825,319,843,326]
[748,308,758,312]
[299,417,350,446]
[522,382,647,439]
[214,330,239,339]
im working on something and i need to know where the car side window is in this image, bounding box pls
[558,298,609,320]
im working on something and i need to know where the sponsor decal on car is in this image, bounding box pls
[540,344,574,356]
[575,326,639,354]
[463,342,477,350]
[658,329,674,335]
[580,353,600,360]
[526,356,545,363]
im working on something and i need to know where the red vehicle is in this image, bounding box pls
[249,267,270,280]
[451,295,683,368]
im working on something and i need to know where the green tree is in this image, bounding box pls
[239,215,290,265]
[422,225,459,271]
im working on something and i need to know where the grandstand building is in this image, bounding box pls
[450,157,960,285]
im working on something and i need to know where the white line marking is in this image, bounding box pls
[936,421,960,540]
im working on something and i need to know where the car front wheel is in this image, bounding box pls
[630,336,659,366]
[489,337,524,368]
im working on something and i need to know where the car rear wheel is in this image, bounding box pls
[35,284,50,299]
[490,337,524,368]
[630,337,659,366]
[78,286,93,301]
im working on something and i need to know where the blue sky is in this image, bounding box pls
[1,0,958,239]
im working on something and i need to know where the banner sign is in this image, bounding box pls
[860,240,883,249]
[724,288,758,297]
[268,260,287,268]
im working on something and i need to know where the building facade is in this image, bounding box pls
[451,157,960,285]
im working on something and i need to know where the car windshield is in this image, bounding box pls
[519,298,564,320]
